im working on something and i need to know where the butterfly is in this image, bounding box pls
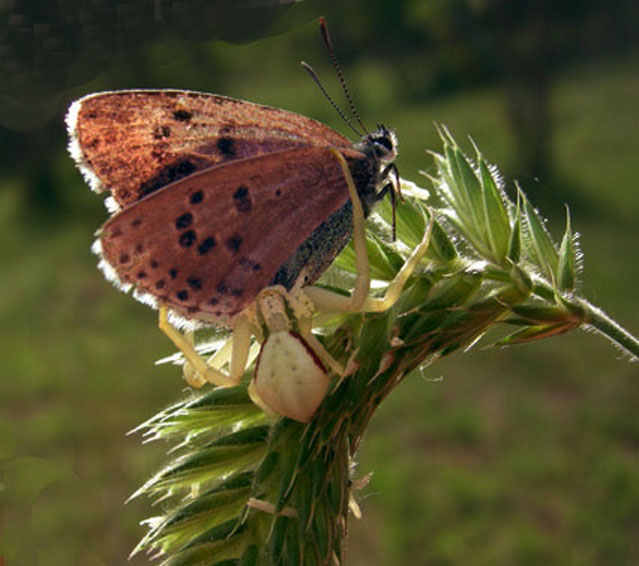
[64,18,435,423]
[66,88,398,327]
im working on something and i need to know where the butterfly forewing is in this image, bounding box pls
[68,90,352,208]
[99,146,366,325]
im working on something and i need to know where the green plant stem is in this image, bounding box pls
[580,299,639,360]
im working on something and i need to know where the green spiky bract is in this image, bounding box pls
[131,129,639,565]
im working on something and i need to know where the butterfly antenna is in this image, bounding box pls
[318,17,369,135]
[301,61,362,138]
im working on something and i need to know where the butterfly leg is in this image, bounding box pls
[305,149,433,315]
[378,163,402,240]
[158,305,252,388]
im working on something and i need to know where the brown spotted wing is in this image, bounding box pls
[67,90,351,208]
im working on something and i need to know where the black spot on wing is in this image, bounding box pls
[175,212,193,229]
[233,186,252,213]
[173,109,193,122]
[153,125,171,139]
[176,289,189,301]
[217,137,236,158]
[190,191,204,204]
[139,159,197,199]
[198,236,216,255]
[179,230,196,248]
[225,234,243,253]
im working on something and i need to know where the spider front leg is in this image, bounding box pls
[304,149,433,315]
[378,163,401,240]
[158,306,253,388]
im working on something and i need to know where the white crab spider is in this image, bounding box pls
[159,149,433,422]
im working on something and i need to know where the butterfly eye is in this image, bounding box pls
[364,125,396,162]
[368,135,395,161]
[375,136,393,152]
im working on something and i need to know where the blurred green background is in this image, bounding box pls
[1,1,638,564]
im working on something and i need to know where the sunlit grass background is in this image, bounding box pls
[1,7,638,565]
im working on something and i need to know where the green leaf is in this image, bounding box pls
[239,544,260,566]
[312,498,330,561]
[138,428,268,495]
[368,232,405,280]
[184,519,244,549]
[478,156,510,263]
[375,193,427,249]
[557,207,576,291]
[395,198,427,248]
[332,234,403,281]
[429,219,458,263]
[508,260,532,297]
[421,271,482,311]
[521,189,559,278]
[401,310,450,344]
[507,205,522,263]
[493,322,578,346]
[453,144,485,232]
[285,517,301,565]
[254,452,279,489]
[295,470,313,531]
[509,304,570,324]
[269,516,288,564]
[396,277,434,313]
[274,423,303,509]
[162,525,248,565]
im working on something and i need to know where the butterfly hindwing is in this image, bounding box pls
[99,145,367,324]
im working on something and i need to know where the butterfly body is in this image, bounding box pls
[67,90,397,326]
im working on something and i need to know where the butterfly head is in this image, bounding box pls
[360,125,398,164]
